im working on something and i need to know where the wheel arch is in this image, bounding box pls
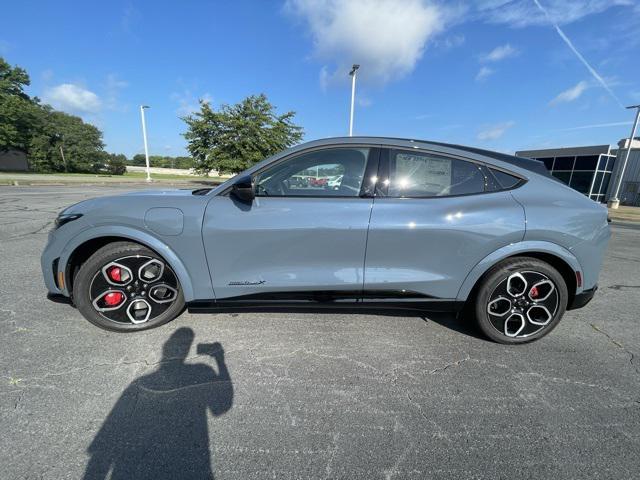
[457,241,582,306]
[60,227,195,302]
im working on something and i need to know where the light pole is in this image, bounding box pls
[609,104,640,209]
[140,105,152,182]
[348,64,360,137]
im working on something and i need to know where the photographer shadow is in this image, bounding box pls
[83,328,233,480]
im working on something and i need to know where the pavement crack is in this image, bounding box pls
[428,354,471,374]
[323,432,340,480]
[383,442,413,480]
[590,323,639,375]
[607,284,640,290]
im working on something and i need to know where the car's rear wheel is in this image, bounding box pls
[474,257,568,344]
[73,242,184,332]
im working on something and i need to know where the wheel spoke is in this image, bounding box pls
[506,272,527,297]
[528,280,554,302]
[148,284,178,304]
[487,296,512,317]
[138,259,164,283]
[504,312,526,337]
[526,304,553,326]
[92,289,127,312]
[101,262,133,286]
[127,299,152,324]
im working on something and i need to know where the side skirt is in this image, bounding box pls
[187,292,464,315]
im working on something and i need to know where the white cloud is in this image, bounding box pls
[550,80,589,105]
[285,0,448,85]
[43,83,102,113]
[104,74,129,111]
[357,96,372,107]
[475,66,494,81]
[435,34,465,50]
[480,43,518,62]
[171,89,212,116]
[477,121,515,140]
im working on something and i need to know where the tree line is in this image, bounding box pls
[0,57,127,174]
[2,56,305,177]
[129,154,194,170]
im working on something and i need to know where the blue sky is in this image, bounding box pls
[2,0,639,157]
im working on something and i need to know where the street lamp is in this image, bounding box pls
[140,105,152,183]
[348,64,360,137]
[609,104,640,209]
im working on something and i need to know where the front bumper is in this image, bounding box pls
[567,285,597,310]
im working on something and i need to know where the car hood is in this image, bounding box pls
[120,188,200,197]
[61,189,206,215]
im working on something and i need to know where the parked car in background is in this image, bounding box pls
[42,137,610,343]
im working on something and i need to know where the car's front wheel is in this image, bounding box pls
[73,241,185,332]
[474,257,568,344]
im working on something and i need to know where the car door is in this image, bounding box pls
[202,146,380,301]
[364,147,526,302]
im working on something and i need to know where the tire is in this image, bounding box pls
[73,241,185,332]
[474,256,568,344]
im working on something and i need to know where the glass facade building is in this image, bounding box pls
[516,145,616,203]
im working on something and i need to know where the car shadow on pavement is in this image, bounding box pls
[421,312,486,341]
[212,305,485,340]
[83,327,233,480]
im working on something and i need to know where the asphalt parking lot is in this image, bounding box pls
[1,185,639,479]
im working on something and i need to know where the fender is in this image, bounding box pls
[59,225,196,302]
[456,240,584,301]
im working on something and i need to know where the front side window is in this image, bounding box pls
[254,147,370,197]
[386,149,487,197]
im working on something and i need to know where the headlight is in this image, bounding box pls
[54,213,83,230]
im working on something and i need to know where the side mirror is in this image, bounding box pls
[230,175,255,203]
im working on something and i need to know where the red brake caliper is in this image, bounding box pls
[104,292,124,306]
[530,286,539,299]
[108,266,122,282]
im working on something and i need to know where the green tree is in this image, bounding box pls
[0,58,42,151]
[182,94,303,175]
[1,56,127,174]
[27,108,105,173]
[101,152,127,175]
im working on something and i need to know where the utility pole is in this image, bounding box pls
[609,104,640,209]
[59,144,67,173]
[140,105,152,182]
[348,64,360,137]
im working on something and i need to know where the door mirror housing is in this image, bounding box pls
[231,175,255,202]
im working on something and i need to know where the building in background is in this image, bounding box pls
[0,149,29,172]
[516,137,640,206]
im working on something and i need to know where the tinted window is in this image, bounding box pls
[574,155,599,170]
[537,157,554,171]
[387,149,486,197]
[552,171,571,185]
[489,168,521,189]
[554,156,575,170]
[254,148,369,197]
[569,171,594,194]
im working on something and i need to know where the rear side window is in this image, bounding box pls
[386,149,487,197]
[489,168,521,189]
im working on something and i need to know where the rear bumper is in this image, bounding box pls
[568,285,597,310]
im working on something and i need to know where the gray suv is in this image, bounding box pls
[41,137,610,343]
